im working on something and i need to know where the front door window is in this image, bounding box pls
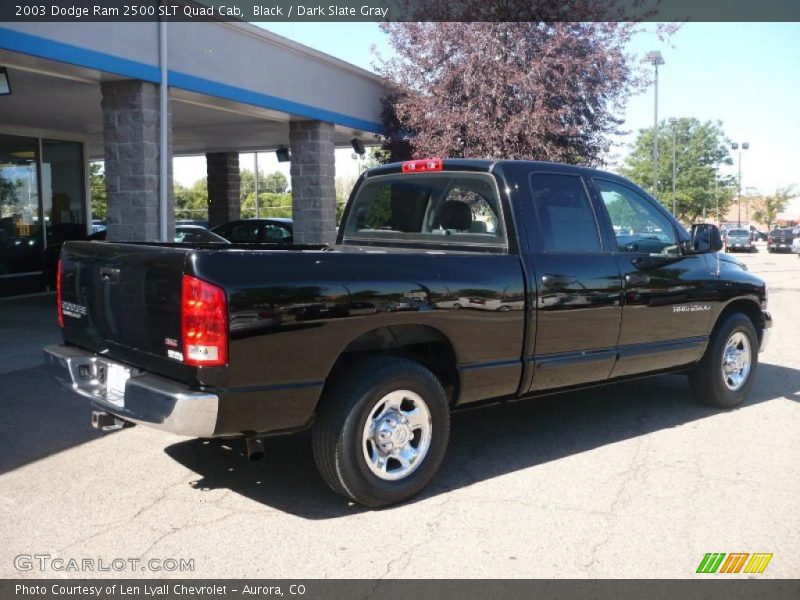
[594,179,679,255]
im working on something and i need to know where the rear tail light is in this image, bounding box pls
[56,258,64,328]
[768,236,774,243]
[181,274,228,367]
[402,158,443,173]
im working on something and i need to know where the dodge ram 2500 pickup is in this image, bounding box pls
[46,158,771,507]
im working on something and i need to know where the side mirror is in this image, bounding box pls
[690,223,723,253]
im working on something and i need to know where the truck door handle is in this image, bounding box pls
[625,273,650,286]
[541,274,571,288]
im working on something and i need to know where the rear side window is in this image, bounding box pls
[263,224,291,242]
[341,173,505,248]
[228,222,260,242]
[529,173,602,253]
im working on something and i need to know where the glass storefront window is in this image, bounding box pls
[0,134,41,276]
[0,134,86,296]
[42,139,87,245]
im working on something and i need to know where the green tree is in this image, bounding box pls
[241,169,288,198]
[752,186,797,229]
[240,169,292,218]
[264,171,288,194]
[365,147,390,167]
[89,162,107,220]
[365,185,392,229]
[240,191,292,219]
[604,194,639,232]
[174,178,208,220]
[622,118,736,222]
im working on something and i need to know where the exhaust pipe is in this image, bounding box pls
[245,436,265,461]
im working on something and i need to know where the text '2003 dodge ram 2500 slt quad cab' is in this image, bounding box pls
[46,159,772,507]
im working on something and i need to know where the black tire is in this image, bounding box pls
[689,312,758,408]
[312,356,450,507]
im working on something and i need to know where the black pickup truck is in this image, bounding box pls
[46,159,771,507]
[767,228,796,253]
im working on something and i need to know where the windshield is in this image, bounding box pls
[341,172,506,249]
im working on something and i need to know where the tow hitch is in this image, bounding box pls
[91,410,133,432]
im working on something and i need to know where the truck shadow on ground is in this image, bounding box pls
[0,365,107,476]
[165,362,800,519]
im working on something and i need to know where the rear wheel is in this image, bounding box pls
[312,357,450,507]
[689,313,758,408]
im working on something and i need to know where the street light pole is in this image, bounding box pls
[669,117,677,215]
[645,51,665,198]
[254,151,260,219]
[731,142,749,227]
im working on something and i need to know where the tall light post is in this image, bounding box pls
[253,151,260,219]
[731,142,749,226]
[644,51,665,198]
[669,117,677,215]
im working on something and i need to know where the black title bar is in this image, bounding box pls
[3,580,800,600]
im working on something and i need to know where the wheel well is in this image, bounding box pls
[713,299,764,345]
[324,325,459,405]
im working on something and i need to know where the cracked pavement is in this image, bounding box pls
[0,247,798,578]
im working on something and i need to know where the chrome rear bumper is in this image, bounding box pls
[44,345,218,437]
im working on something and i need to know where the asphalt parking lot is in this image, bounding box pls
[1,245,798,579]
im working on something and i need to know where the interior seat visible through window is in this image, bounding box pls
[433,201,473,232]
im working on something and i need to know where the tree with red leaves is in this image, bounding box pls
[376,21,665,165]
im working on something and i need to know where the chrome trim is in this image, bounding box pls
[721,331,752,391]
[361,389,432,481]
[44,345,218,437]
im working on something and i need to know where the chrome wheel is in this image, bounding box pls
[721,331,752,391]
[362,390,432,481]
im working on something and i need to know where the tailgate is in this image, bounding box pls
[59,241,194,381]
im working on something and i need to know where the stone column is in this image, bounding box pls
[289,120,336,245]
[206,152,241,227]
[101,79,173,241]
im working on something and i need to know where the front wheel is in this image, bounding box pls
[689,313,758,408]
[312,357,450,507]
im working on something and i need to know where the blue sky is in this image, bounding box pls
[175,22,800,197]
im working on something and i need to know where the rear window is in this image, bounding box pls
[341,172,506,249]
[728,229,748,235]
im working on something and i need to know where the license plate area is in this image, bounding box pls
[105,363,131,406]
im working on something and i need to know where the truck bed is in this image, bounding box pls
[57,239,527,435]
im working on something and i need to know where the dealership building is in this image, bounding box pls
[0,21,385,296]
